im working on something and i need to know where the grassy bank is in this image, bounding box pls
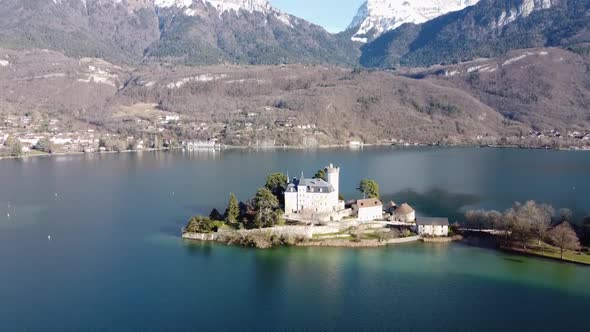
[504,244,590,265]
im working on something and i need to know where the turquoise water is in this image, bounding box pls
[1,147,589,331]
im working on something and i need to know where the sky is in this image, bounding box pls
[269,0,366,33]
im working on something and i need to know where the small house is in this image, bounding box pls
[394,203,415,223]
[354,198,383,221]
[416,218,449,237]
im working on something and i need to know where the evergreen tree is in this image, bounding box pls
[253,187,282,228]
[313,169,325,180]
[265,173,288,199]
[209,208,224,221]
[34,138,53,154]
[225,193,240,225]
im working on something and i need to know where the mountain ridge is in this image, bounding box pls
[359,0,590,67]
[0,0,358,66]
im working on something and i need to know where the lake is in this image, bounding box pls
[1,147,589,331]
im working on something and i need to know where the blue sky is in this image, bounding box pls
[269,0,365,33]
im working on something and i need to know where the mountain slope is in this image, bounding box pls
[2,47,588,148]
[0,0,358,66]
[347,0,480,43]
[149,0,359,65]
[360,0,590,67]
[0,0,160,64]
[404,47,590,131]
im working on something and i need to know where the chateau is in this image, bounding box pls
[284,164,345,216]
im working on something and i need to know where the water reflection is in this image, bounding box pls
[383,188,480,221]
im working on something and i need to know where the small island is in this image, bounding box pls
[181,163,590,265]
[182,163,454,248]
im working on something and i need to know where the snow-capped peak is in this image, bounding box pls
[49,1,292,27]
[154,0,271,14]
[154,0,293,26]
[349,0,480,43]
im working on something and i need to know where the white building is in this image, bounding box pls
[354,198,383,221]
[284,164,343,215]
[416,218,449,237]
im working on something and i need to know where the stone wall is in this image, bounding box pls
[182,224,342,242]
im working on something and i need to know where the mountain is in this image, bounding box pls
[347,0,480,43]
[148,0,358,65]
[360,0,590,67]
[0,0,358,66]
[0,0,160,64]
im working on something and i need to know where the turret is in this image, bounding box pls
[325,163,339,196]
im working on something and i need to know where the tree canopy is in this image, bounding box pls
[34,138,53,154]
[225,193,240,224]
[313,169,325,180]
[357,179,380,199]
[4,136,22,157]
[209,208,224,221]
[185,216,222,234]
[265,173,288,198]
[253,187,283,228]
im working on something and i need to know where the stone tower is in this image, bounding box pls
[325,163,340,197]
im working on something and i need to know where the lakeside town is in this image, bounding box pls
[2,111,590,159]
[182,163,590,264]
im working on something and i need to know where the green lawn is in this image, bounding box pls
[512,243,590,265]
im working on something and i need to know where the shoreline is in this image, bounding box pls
[498,246,590,266]
[182,230,589,266]
[181,229,461,249]
[0,146,182,161]
[1,142,588,161]
[459,234,590,266]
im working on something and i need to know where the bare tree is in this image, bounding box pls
[548,222,581,260]
[503,201,553,249]
[556,208,573,225]
[487,210,503,231]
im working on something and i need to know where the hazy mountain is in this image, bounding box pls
[360,0,590,67]
[347,0,480,43]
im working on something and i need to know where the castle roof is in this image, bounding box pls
[286,177,334,193]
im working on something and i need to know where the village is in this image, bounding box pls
[2,108,590,159]
[182,163,452,248]
[0,111,222,158]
